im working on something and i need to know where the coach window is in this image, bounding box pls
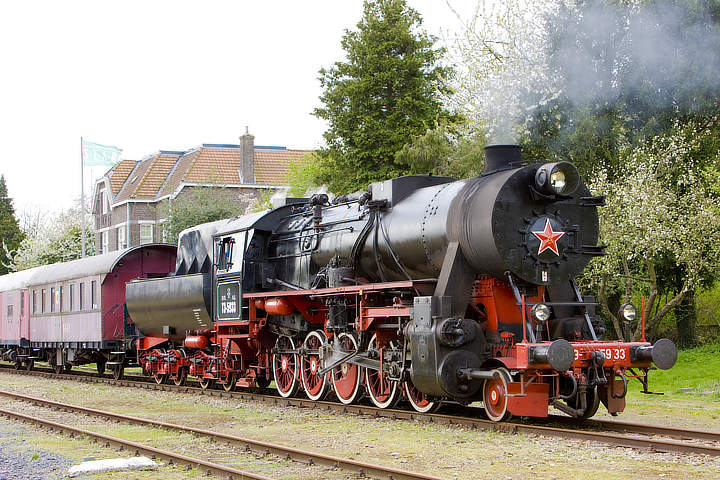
[41,289,46,314]
[20,291,24,317]
[91,280,97,309]
[59,286,64,312]
[6,292,13,320]
[69,284,75,311]
[32,291,37,314]
[79,283,84,310]
[50,287,56,312]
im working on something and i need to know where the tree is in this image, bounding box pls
[0,175,24,274]
[313,0,455,194]
[158,187,250,244]
[446,0,560,145]
[6,203,93,271]
[393,123,487,178]
[582,119,720,344]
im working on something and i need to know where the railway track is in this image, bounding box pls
[0,389,442,480]
[2,364,719,457]
[0,406,274,480]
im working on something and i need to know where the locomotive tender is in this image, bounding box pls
[125,144,677,421]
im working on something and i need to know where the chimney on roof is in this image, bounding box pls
[240,129,255,184]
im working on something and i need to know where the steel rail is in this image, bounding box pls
[0,407,273,480]
[546,415,720,443]
[0,389,444,480]
[2,364,719,457]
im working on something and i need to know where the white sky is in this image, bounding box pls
[0,1,477,215]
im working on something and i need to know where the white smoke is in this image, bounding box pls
[448,0,720,143]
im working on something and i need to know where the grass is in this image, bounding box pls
[630,342,720,399]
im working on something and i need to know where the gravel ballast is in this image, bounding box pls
[0,419,71,480]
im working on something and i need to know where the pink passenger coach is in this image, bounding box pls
[0,244,176,376]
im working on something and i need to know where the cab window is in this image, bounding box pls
[217,237,235,271]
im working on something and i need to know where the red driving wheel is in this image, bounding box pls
[273,336,299,398]
[331,333,363,405]
[365,334,401,409]
[301,330,329,401]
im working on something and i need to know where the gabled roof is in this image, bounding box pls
[255,148,312,185]
[134,153,181,198]
[96,142,314,206]
[107,159,137,197]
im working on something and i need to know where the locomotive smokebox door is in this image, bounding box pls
[218,282,240,320]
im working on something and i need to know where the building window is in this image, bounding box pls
[41,289,46,314]
[101,190,108,215]
[100,231,109,254]
[79,283,84,310]
[140,224,153,244]
[117,225,127,249]
[91,280,97,309]
[70,284,75,311]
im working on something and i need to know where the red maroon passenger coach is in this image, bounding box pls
[0,245,176,377]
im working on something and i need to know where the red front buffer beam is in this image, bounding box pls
[528,339,575,372]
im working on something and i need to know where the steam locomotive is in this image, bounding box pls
[122,144,677,421]
[0,145,676,420]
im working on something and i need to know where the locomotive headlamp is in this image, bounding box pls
[550,170,566,191]
[531,303,552,322]
[535,162,580,196]
[619,303,637,324]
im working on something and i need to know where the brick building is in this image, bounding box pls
[92,132,311,255]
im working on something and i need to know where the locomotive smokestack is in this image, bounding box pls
[483,144,522,174]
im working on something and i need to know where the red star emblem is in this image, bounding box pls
[532,219,565,256]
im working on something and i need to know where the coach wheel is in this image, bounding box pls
[111,365,124,380]
[222,373,237,392]
[403,380,440,413]
[64,364,72,373]
[24,359,34,372]
[483,367,512,422]
[273,336,300,398]
[153,372,168,385]
[199,377,215,390]
[331,333,363,405]
[96,360,106,376]
[169,350,187,386]
[173,368,188,387]
[301,331,330,401]
[568,385,600,420]
[12,360,21,371]
[365,334,401,409]
[52,363,63,375]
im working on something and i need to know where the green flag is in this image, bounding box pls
[82,139,122,167]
